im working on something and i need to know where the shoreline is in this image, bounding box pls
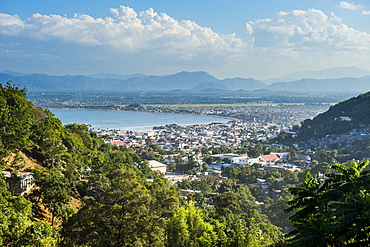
[49,107,240,122]
[49,107,237,132]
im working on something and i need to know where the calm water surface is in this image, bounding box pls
[50,109,230,131]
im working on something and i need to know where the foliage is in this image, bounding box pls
[61,166,180,246]
[36,169,73,226]
[30,108,64,146]
[166,202,220,247]
[0,82,34,150]
[286,160,370,246]
[0,173,57,246]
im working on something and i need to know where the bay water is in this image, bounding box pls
[50,109,230,131]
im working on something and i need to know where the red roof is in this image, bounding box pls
[111,140,126,146]
[260,154,280,162]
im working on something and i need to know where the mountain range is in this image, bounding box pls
[262,66,370,84]
[1,67,370,93]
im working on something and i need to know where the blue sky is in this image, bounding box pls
[1,0,370,79]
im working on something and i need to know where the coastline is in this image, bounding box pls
[49,107,240,122]
[49,107,235,132]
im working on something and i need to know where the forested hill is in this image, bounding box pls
[295,91,370,140]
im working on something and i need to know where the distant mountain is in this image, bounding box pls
[0,73,13,83]
[221,77,266,91]
[0,71,230,92]
[123,71,219,91]
[191,78,265,91]
[87,73,148,80]
[191,82,229,91]
[1,69,369,93]
[265,76,370,93]
[264,67,370,84]
[0,73,116,91]
[1,70,29,77]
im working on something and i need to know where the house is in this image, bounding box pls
[259,153,281,164]
[111,140,126,146]
[3,170,34,196]
[148,160,167,174]
[339,116,352,122]
[248,158,263,165]
[180,189,201,196]
[270,152,289,161]
[282,164,301,172]
[230,156,249,165]
[256,178,268,190]
[85,188,104,200]
[264,165,287,172]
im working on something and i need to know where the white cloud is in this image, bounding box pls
[245,9,370,53]
[2,6,370,79]
[337,1,364,10]
[360,10,370,15]
[0,6,247,60]
[0,13,25,36]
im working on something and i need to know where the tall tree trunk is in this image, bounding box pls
[51,210,55,226]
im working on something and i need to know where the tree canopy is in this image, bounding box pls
[286,160,370,246]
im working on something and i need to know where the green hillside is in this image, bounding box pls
[295,91,370,140]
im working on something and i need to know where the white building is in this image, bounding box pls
[3,170,34,196]
[230,156,250,165]
[148,160,167,174]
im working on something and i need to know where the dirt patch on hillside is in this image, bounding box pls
[3,150,44,171]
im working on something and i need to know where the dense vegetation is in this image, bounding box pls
[3,82,370,246]
[286,160,370,246]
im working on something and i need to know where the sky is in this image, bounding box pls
[1,0,370,80]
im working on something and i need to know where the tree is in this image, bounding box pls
[311,149,338,164]
[61,166,179,247]
[0,172,57,246]
[65,123,93,150]
[203,155,214,165]
[213,185,256,220]
[262,195,293,230]
[243,211,282,247]
[41,138,68,168]
[0,82,34,150]
[37,170,72,226]
[30,108,64,146]
[166,202,220,247]
[191,175,219,194]
[9,152,25,171]
[222,166,240,181]
[286,160,370,246]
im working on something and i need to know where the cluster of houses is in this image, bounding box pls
[136,104,328,128]
[159,151,302,198]
[149,151,302,190]
[162,152,301,173]
[99,121,284,150]
[297,125,370,151]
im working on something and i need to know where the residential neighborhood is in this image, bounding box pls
[94,119,306,189]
